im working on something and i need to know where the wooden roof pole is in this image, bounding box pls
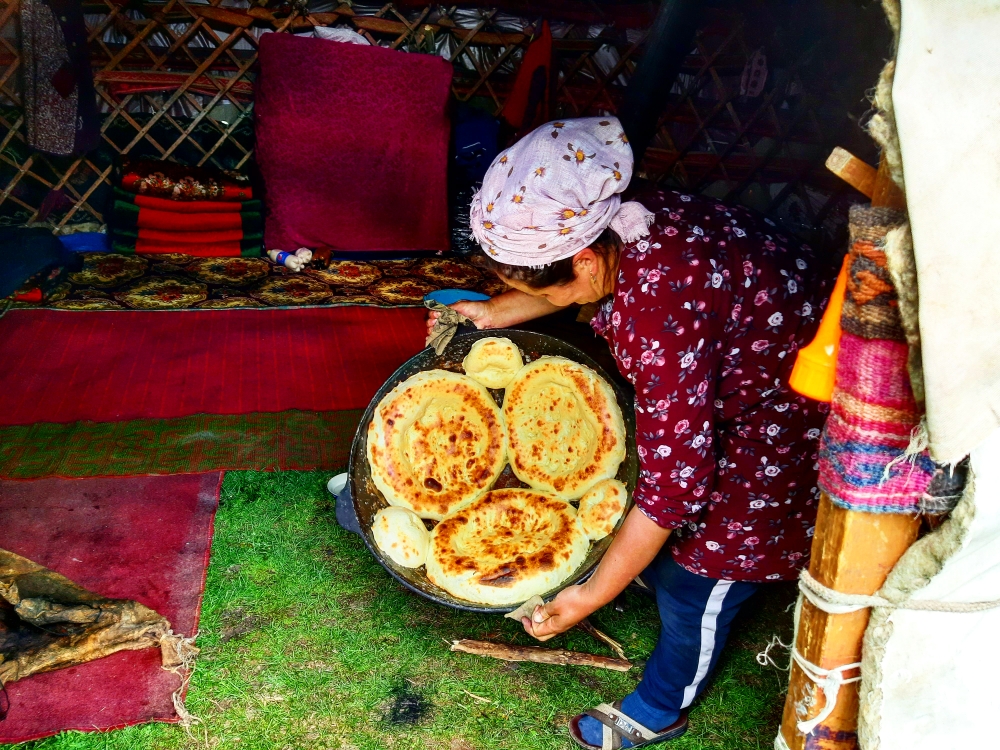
[777,150,919,750]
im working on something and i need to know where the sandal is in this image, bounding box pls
[568,701,688,749]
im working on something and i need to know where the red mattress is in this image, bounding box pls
[0,307,426,426]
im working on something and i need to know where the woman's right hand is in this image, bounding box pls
[425,300,494,340]
[425,290,563,343]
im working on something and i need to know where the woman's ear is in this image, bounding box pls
[572,247,599,277]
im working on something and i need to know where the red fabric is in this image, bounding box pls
[134,208,243,231]
[255,34,452,252]
[501,21,552,132]
[133,195,247,213]
[133,238,242,256]
[0,307,426,426]
[0,473,220,742]
[591,190,833,582]
[135,228,246,243]
[11,288,42,302]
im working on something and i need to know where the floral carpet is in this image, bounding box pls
[17,253,502,311]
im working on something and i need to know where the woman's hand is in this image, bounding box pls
[522,509,673,642]
[522,583,598,642]
[425,290,564,342]
[425,300,496,340]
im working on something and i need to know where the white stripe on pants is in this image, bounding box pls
[680,578,734,708]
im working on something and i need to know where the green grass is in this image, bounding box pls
[21,471,796,750]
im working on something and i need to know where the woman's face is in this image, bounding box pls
[501,271,599,307]
[500,248,616,306]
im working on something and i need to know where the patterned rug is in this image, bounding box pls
[13,253,502,311]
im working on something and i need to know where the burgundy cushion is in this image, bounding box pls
[255,34,453,252]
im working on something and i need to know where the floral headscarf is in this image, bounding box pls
[469,116,654,267]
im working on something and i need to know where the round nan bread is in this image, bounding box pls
[426,488,590,605]
[367,369,508,520]
[503,356,626,500]
[372,506,430,568]
[462,337,523,389]
[577,478,628,541]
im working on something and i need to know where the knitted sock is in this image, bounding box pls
[577,690,680,748]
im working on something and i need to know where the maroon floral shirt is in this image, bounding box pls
[592,190,833,582]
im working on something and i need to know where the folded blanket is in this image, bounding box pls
[114,187,261,214]
[111,235,260,257]
[113,200,262,233]
[120,158,253,202]
[114,227,262,244]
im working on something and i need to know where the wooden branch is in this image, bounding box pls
[450,639,632,672]
[577,619,628,661]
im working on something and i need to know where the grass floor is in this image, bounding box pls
[21,471,796,750]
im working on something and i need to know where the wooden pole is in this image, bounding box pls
[777,152,917,750]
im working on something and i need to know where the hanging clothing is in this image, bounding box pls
[20,0,99,155]
[500,21,552,136]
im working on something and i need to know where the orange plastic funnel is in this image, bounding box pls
[789,255,849,402]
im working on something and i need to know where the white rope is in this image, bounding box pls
[790,647,861,735]
[799,569,1000,614]
[756,635,792,671]
[758,571,1000,742]
[756,633,860,736]
[774,729,792,750]
[881,417,930,484]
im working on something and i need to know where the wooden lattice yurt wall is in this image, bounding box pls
[0,0,890,249]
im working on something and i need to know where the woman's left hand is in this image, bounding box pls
[521,584,597,642]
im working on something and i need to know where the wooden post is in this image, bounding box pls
[777,153,916,750]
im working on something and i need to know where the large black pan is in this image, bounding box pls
[336,328,639,614]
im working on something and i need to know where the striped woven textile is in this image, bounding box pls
[817,205,937,513]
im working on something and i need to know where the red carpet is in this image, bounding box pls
[0,307,426,426]
[0,473,221,742]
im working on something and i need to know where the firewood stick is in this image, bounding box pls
[450,639,632,672]
[577,618,628,661]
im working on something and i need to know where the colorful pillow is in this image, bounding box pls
[255,34,453,253]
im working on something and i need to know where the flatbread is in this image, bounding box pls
[367,369,508,520]
[577,479,628,541]
[371,506,430,568]
[426,488,590,605]
[462,337,523,389]
[503,356,626,500]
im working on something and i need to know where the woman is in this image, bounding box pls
[434,117,831,748]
